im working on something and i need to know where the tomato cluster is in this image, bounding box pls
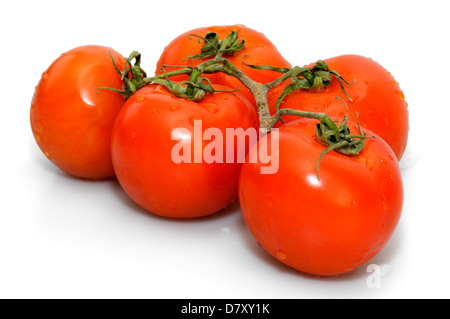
[30,25,407,276]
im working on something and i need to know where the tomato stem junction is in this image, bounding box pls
[102,31,367,176]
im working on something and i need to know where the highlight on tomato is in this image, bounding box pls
[155,24,292,105]
[238,118,404,276]
[267,54,409,160]
[30,45,126,179]
[111,83,259,219]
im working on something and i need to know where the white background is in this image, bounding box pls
[1,0,448,299]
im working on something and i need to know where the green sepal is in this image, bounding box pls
[185,31,245,60]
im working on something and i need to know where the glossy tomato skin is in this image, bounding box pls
[156,25,291,105]
[267,55,409,160]
[30,45,126,179]
[239,119,403,276]
[111,84,259,219]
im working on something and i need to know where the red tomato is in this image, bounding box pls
[111,84,259,218]
[239,119,403,276]
[267,55,409,160]
[30,45,126,179]
[156,24,291,105]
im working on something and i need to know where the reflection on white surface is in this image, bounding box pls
[366,264,393,289]
[220,226,232,236]
[399,144,421,171]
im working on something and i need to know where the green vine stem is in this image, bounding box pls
[102,31,370,177]
[97,51,148,98]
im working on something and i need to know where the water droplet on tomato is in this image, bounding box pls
[131,132,136,138]
[389,171,394,180]
[169,104,180,111]
[204,103,219,113]
[379,223,385,234]
[189,116,202,126]
[266,195,275,208]
[381,198,389,211]
[276,250,287,261]
[34,133,40,143]
[364,80,369,85]
[136,96,146,103]
[352,200,359,208]
[154,85,169,94]
[44,151,50,158]
[41,73,48,80]
[36,121,43,133]
[396,90,405,101]
[365,158,376,171]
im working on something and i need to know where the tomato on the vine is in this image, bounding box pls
[111,83,259,219]
[267,55,409,160]
[30,45,126,179]
[156,24,291,105]
[238,118,403,276]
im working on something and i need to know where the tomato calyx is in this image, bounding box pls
[100,31,370,175]
[185,31,246,60]
[314,98,374,179]
[152,74,240,102]
[101,49,243,102]
[272,98,373,179]
[98,51,148,99]
[281,61,354,108]
[244,59,355,115]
